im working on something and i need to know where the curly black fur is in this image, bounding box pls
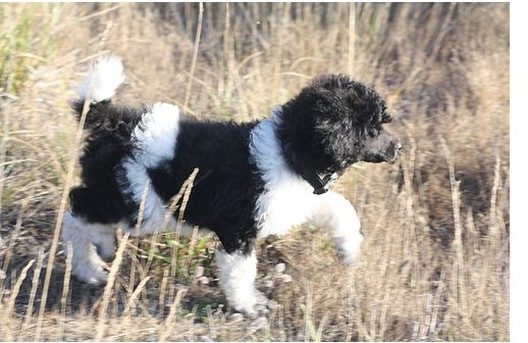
[69,100,144,224]
[147,119,263,253]
[278,74,397,178]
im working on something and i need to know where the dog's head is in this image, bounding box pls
[278,74,401,176]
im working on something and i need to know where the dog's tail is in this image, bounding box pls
[76,55,124,103]
[72,55,126,128]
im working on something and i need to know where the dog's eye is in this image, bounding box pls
[368,128,379,137]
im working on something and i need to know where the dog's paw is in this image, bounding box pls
[232,290,269,317]
[337,239,361,267]
[80,271,108,285]
[94,233,116,261]
[96,244,116,262]
[72,261,108,285]
[342,254,358,267]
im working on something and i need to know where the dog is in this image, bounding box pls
[62,55,401,315]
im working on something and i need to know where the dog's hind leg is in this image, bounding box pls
[308,191,363,266]
[215,247,267,316]
[62,211,116,284]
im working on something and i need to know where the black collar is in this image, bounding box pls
[300,169,339,195]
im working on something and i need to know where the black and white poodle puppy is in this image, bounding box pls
[62,56,401,315]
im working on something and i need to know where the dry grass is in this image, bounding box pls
[0,3,509,341]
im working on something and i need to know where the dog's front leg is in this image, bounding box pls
[309,191,363,265]
[215,247,267,315]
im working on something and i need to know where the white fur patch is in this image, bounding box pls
[76,55,125,102]
[120,102,181,235]
[120,159,176,234]
[132,102,180,168]
[215,249,265,314]
[249,108,318,237]
[308,191,363,265]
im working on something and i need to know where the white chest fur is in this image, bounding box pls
[249,109,319,237]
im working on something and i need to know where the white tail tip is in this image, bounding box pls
[76,55,125,102]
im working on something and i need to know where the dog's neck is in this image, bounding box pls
[298,168,339,195]
[256,107,340,195]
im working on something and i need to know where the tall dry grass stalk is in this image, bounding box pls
[34,25,116,341]
[183,2,204,111]
[94,232,130,340]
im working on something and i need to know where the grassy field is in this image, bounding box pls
[0,3,509,341]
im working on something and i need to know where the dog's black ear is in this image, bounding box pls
[309,74,379,124]
[277,74,359,174]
